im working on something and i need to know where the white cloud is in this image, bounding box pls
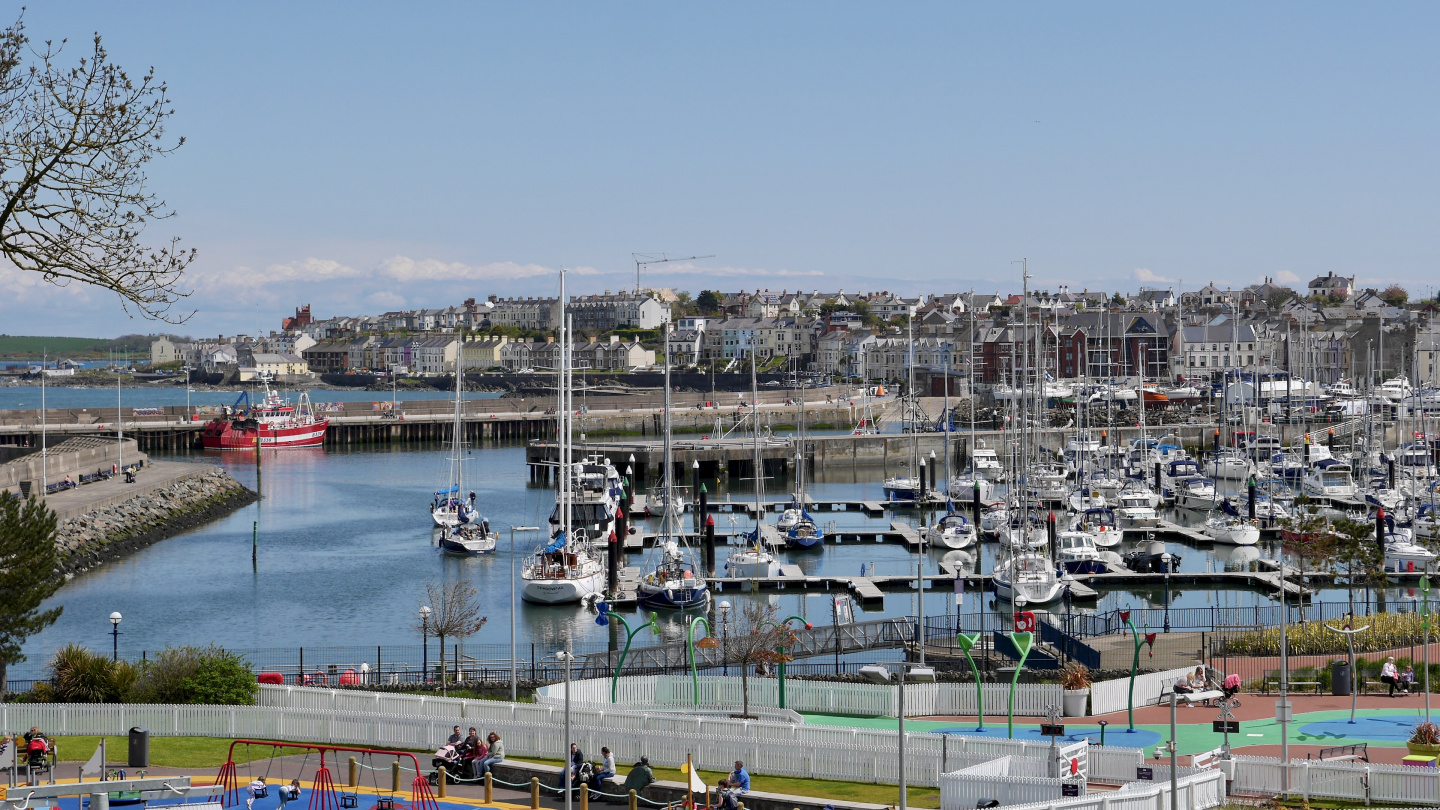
[0,262,95,304]
[1275,270,1300,284]
[366,290,406,309]
[378,255,592,282]
[1133,267,1172,284]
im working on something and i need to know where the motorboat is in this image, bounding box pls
[547,455,624,546]
[1123,538,1180,573]
[1203,514,1260,546]
[969,441,1006,481]
[1070,506,1123,547]
[1268,452,1306,481]
[993,551,1064,604]
[926,510,977,550]
[1066,486,1109,513]
[1378,376,1414,402]
[882,474,922,502]
[979,503,1010,535]
[1056,530,1106,574]
[1025,467,1069,505]
[1173,476,1220,511]
[1115,491,1160,528]
[1302,459,1357,500]
[1206,450,1253,481]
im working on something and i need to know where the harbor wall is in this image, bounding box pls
[53,464,257,576]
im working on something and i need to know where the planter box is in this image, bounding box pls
[1408,742,1440,757]
[1063,689,1089,717]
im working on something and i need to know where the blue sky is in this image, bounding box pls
[3,3,1437,337]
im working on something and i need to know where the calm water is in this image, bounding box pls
[0,385,501,411]
[20,431,1388,675]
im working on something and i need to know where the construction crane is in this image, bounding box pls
[631,252,715,295]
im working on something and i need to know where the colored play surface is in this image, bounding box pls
[42,789,517,810]
[806,707,1440,759]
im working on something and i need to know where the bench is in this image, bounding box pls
[1310,743,1368,763]
[1263,679,1321,694]
[1179,689,1224,706]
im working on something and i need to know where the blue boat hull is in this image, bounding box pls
[638,586,710,610]
[786,530,825,549]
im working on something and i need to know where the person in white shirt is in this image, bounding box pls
[246,778,267,810]
[1381,657,1402,697]
[590,747,616,791]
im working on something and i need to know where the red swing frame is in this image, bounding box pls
[216,740,437,810]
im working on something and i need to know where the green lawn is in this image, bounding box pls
[0,335,109,357]
[49,737,938,808]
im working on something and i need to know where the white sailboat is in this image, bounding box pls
[431,354,480,530]
[522,273,605,604]
[726,340,782,580]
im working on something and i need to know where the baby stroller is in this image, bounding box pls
[1221,673,1242,706]
[428,744,462,785]
[24,733,53,779]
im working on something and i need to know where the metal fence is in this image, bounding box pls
[1067,599,1425,638]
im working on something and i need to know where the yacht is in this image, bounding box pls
[1025,467,1069,505]
[727,348,783,579]
[1206,449,1253,481]
[1160,458,1203,498]
[431,354,479,529]
[1115,490,1160,528]
[438,518,498,555]
[785,512,825,549]
[521,532,605,604]
[1173,476,1220,511]
[781,378,824,550]
[1268,452,1306,481]
[1070,506,1123,547]
[1384,522,1438,574]
[993,551,1064,604]
[1203,514,1260,546]
[1302,459,1357,500]
[948,475,996,503]
[969,441,1006,481]
[1378,376,1414,402]
[882,473,922,502]
[926,510,977,550]
[979,503,1011,535]
[1066,486,1109,513]
[1056,530,1106,574]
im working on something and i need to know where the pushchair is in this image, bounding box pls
[25,734,53,779]
[427,745,463,785]
[1221,673,1242,706]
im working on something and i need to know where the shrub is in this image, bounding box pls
[1411,721,1440,746]
[48,644,123,703]
[1223,612,1426,656]
[129,645,256,705]
[1060,663,1092,690]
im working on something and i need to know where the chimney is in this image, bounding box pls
[589,335,597,343]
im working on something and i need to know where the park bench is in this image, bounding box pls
[1310,743,1368,763]
[1262,678,1321,694]
[1160,673,1224,706]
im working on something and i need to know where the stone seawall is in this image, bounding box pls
[55,467,258,577]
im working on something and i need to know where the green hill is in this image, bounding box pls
[0,334,185,359]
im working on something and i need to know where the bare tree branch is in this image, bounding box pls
[417,580,487,696]
[0,15,193,322]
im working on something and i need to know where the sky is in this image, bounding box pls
[1,3,1437,337]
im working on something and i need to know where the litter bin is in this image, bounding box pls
[1332,660,1351,696]
[128,726,150,767]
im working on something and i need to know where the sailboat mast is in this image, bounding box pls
[662,324,675,541]
[559,269,569,553]
[751,338,764,544]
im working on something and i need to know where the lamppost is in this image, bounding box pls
[510,525,541,700]
[555,648,574,810]
[109,612,122,662]
[1161,552,1172,633]
[718,600,732,676]
[419,605,432,683]
[860,662,936,810]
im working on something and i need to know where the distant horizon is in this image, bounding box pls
[2,3,1437,335]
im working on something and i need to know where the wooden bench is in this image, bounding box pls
[1263,679,1321,694]
[1309,743,1368,763]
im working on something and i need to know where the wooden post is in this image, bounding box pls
[484,773,493,803]
[391,761,401,793]
[580,783,589,810]
[628,790,638,810]
[348,757,357,788]
[530,777,541,810]
[437,767,447,798]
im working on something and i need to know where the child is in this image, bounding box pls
[277,780,302,810]
[1401,666,1416,695]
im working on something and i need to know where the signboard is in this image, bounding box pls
[1040,724,1066,737]
[954,576,964,606]
[1213,721,1240,734]
[833,595,854,625]
[1136,767,1154,781]
[1061,784,1080,798]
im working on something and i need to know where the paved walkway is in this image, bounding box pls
[40,459,220,521]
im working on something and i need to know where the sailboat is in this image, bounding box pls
[431,355,479,529]
[726,342,783,579]
[780,374,825,549]
[522,273,606,604]
[637,327,710,609]
[926,503,977,549]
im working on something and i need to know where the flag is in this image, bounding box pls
[81,740,104,776]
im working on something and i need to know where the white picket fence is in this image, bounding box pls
[0,692,1102,790]
[532,675,1065,718]
[1088,667,1192,717]
[1231,755,1440,805]
[940,755,1078,809]
[964,769,1226,810]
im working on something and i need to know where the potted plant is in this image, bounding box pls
[1060,662,1092,717]
[1409,722,1440,757]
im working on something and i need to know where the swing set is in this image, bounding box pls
[216,741,437,810]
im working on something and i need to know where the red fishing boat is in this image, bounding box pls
[201,382,329,449]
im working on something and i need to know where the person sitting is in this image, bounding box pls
[461,729,486,779]
[590,747,616,791]
[622,757,654,799]
[558,743,585,788]
[1382,657,1401,697]
[717,761,750,810]
[246,778,268,810]
[1401,665,1416,695]
[276,779,302,810]
[476,733,505,777]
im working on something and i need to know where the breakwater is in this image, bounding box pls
[55,466,256,576]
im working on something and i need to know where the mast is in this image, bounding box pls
[559,269,569,555]
[662,324,677,543]
[750,336,764,548]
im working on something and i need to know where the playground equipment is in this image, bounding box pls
[0,776,222,810]
[215,741,435,810]
[594,602,658,703]
[1120,609,1156,732]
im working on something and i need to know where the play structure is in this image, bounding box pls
[215,741,436,810]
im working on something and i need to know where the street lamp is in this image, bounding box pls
[109,612,122,662]
[718,600,732,676]
[860,662,936,810]
[1160,553,1172,633]
[419,605,432,683]
[509,525,541,700]
[555,649,575,810]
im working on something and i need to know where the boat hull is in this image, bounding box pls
[637,584,710,609]
[521,570,604,604]
[202,417,328,449]
[439,530,498,555]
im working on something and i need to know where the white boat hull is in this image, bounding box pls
[522,570,605,604]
